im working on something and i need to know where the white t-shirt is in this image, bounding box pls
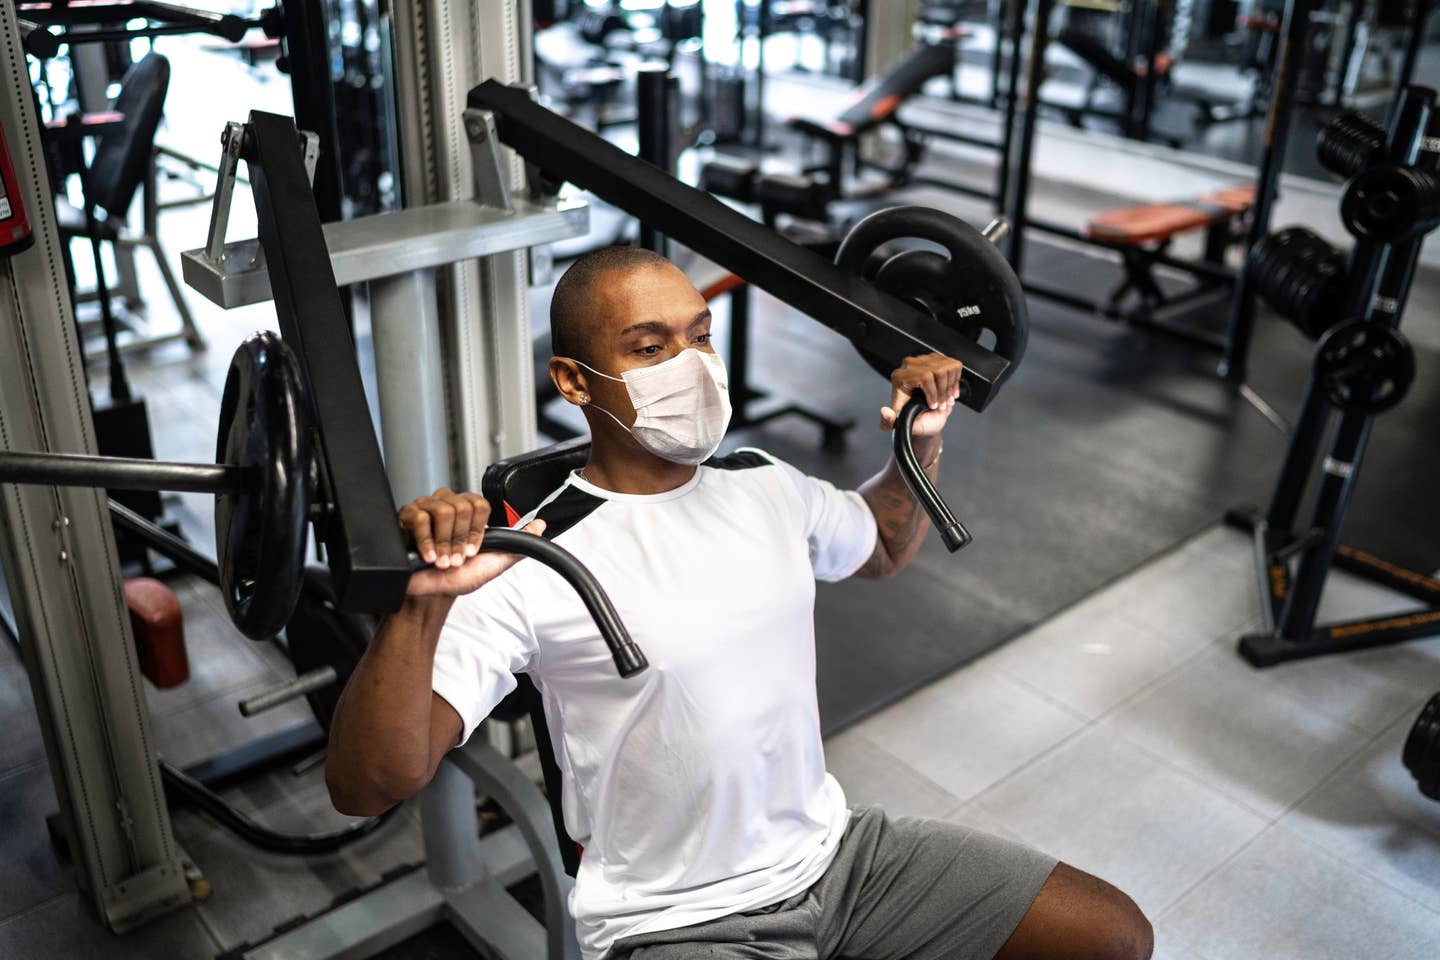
[431,447,878,960]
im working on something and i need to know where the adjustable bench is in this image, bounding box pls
[1080,184,1255,323]
[700,42,956,225]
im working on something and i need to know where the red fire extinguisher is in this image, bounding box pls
[0,123,35,258]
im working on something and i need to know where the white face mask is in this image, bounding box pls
[571,349,733,465]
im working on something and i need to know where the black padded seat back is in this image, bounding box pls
[833,42,955,134]
[1056,27,1137,91]
[481,436,592,877]
[482,435,592,526]
[89,53,170,219]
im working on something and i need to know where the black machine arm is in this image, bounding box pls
[462,532,645,677]
[18,0,264,58]
[467,82,1028,553]
[467,80,1027,414]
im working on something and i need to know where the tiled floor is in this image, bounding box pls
[830,524,1440,959]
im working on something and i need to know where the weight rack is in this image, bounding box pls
[1227,84,1440,667]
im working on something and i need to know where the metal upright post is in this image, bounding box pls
[0,3,193,930]
[1331,0,1365,107]
[995,0,1026,210]
[750,0,770,146]
[989,0,1007,109]
[637,66,678,255]
[1004,0,1053,273]
[1220,0,1317,382]
[1134,0,1162,141]
[1393,0,1433,100]
[279,0,345,223]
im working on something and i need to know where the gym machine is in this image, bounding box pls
[1222,88,1440,802]
[2,74,1029,960]
[1002,0,1317,378]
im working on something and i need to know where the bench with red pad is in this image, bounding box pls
[1079,184,1254,322]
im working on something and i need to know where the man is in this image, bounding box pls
[326,247,1153,960]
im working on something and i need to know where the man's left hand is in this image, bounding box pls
[880,353,964,438]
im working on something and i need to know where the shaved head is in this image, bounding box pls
[550,246,675,365]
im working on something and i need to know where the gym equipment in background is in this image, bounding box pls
[700,42,959,227]
[1227,87,1440,672]
[1405,692,1440,801]
[44,52,205,361]
[1002,0,1316,376]
[15,0,258,59]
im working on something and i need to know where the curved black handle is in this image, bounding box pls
[894,395,971,553]
[410,530,647,678]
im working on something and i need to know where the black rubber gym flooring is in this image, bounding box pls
[694,238,1440,735]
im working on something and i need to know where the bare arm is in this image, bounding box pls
[853,354,961,580]
[326,597,462,816]
[324,489,543,816]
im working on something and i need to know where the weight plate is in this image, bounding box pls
[1403,693,1440,800]
[215,333,315,641]
[1340,165,1440,242]
[1313,320,1416,415]
[834,206,1028,388]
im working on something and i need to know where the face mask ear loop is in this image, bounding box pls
[567,358,626,383]
[587,401,633,434]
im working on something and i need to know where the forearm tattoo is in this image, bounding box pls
[856,455,939,578]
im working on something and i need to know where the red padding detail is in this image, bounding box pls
[1239,14,1281,33]
[1084,183,1255,245]
[700,273,746,301]
[868,94,901,121]
[1134,52,1174,77]
[125,577,189,689]
[504,501,522,528]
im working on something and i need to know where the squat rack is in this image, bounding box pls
[1000,0,1319,380]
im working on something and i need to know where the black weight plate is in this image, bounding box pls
[834,206,1028,387]
[1404,693,1440,800]
[1313,320,1416,414]
[215,333,315,641]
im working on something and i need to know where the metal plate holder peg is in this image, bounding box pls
[203,122,319,275]
[463,108,514,214]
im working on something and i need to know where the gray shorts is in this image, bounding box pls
[604,805,1058,960]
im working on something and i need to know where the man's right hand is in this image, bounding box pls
[399,487,546,598]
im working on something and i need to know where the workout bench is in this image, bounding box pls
[701,42,956,227]
[1078,185,1254,326]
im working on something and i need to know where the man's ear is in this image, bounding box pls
[549,357,589,406]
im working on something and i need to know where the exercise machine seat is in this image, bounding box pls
[482,437,593,877]
[87,53,170,220]
[788,41,956,142]
[1084,184,1255,246]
